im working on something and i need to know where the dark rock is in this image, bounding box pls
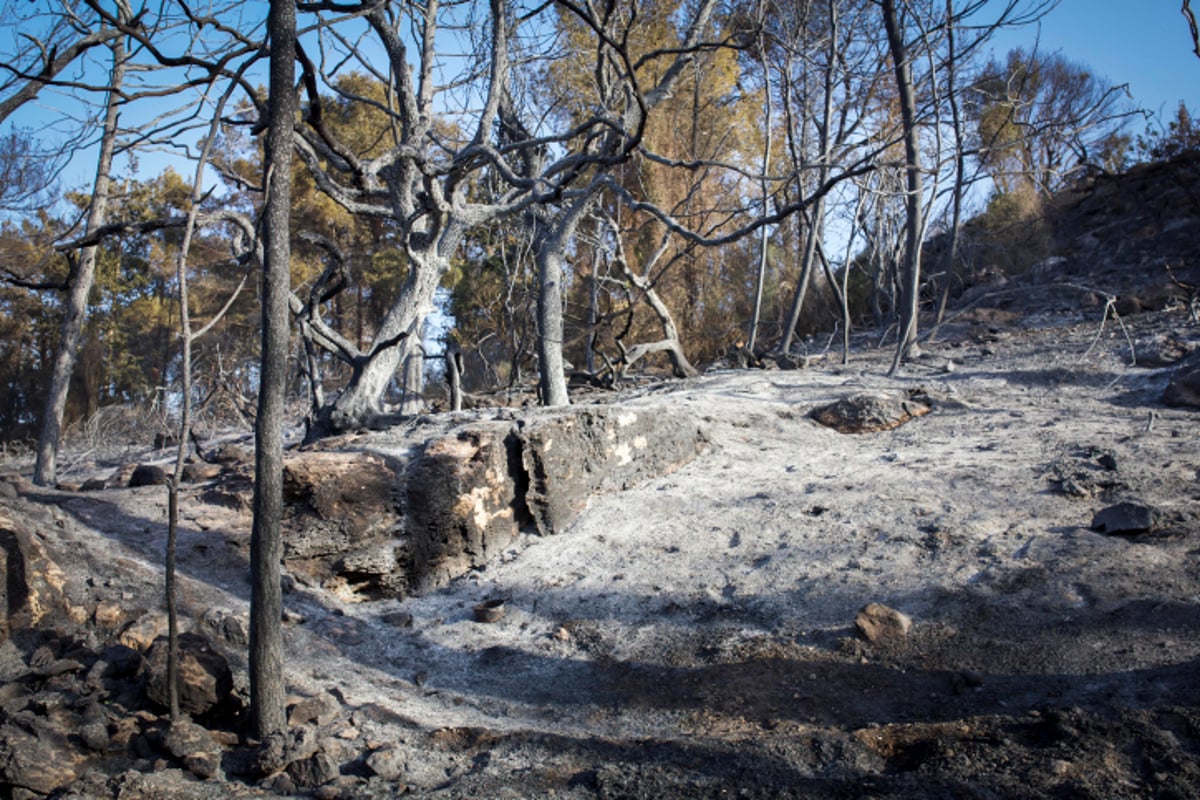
[378,611,413,628]
[287,750,340,788]
[144,633,234,717]
[519,406,706,536]
[855,603,913,643]
[181,462,223,483]
[79,720,110,752]
[812,392,932,434]
[129,464,169,487]
[1163,351,1200,409]
[282,451,402,560]
[405,423,524,593]
[80,477,108,492]
[1091,502,1156,534]
[0,722,83,796]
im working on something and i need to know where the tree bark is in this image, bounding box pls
[882,0,925,373]
[33,31,125,487]
[535,216,572,407]
[250,0,296,741]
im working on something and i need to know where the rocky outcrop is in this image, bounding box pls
[281,451,405,599]
[404,423,526,594]
[0,508,70,642]
[519,406,707,536]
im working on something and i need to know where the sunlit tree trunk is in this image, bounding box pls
[882,0,925,372]
[33,30,125,487]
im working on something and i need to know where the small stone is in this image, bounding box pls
[94,601,125,629]
[1091,502,1155,534]
[378,611,414,628]
[855,603,913,643]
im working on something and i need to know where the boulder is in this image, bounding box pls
[519,406,707,536]
[129,464,169,487]
[282,451,402,559]
[144,632,234,717]
[404,423,524,593]
[1091,502,1156,534]
[0,722,84,796]
[812,392,931,434]
[0,509,69,642]
[287,750,341,788]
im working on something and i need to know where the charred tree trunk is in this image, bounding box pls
[250,0,296,740]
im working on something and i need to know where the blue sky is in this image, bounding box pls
[992,0,1200,118]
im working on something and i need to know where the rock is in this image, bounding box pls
[519,406,706,536]
[0,509,70,642]
[0,722,84,796]
[378,611,413,628]
[184,750,223,780]
[94,600,125,629]
[163,719,213,760]
[181,462,223,483]
[1163,351,1200,409]
[812,392,932,434]
[96,643,143,679]
[119,611,169,652]
[1091,502,1156,534]
[144,632,234,717]
[365,746,406,781]
[129,464,169,487]
[80,477,108,491]
[199,607,249,646]
[301,754,340,788]
[855,603,913,643]
[108,463,138,488]
[212,443,250,465]
[405,423,524,593]
[288,691,342,727]
[1114,295,1143,316]
[79,720,110,752]
[0,481,16,500]
[282,451,402,560]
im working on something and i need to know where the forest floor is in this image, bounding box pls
[5,282,1200,798]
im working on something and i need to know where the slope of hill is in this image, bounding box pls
[0,156,1198,799]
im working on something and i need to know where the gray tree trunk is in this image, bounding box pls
[33,33,125,487]
[250,0,296,740]
[883,0,925,373]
